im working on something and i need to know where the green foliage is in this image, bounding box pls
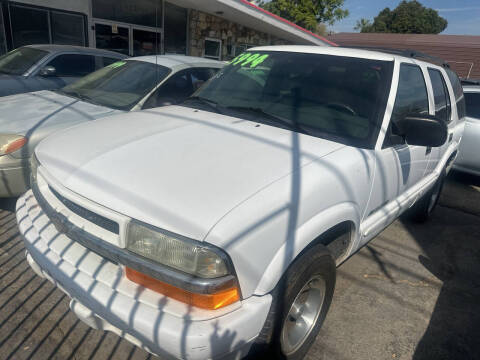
[357,1,448,34]
[260,0,349,31]
[354,18,371,31]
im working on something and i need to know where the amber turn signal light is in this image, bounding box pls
[125,267,240,310]
[2,136,27,155]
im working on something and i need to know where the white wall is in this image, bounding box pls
[11,0,90,14]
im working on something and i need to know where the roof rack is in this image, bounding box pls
[342,46,450,68]
[460,78,480,86]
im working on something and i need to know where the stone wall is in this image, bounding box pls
[189,10,290,60]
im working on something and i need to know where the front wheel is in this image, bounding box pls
[252,244,336,359]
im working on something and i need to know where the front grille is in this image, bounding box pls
[49,186,119,234]
[31,182,237,295]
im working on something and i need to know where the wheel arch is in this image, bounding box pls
[253,202,359,296]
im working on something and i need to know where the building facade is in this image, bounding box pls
[0,0,332,59]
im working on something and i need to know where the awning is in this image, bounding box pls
[171,0,335,46]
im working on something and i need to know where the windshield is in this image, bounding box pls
[0,47,48,76]
[192,51,394,148]
[60,60,171,111]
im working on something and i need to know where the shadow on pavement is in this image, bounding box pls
[404,172,480,360]
[0,197,17,213]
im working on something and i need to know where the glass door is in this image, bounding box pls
[94,22,130,56]
[0,7,6,55]
[132,28,161,56]
[95,22,162,56]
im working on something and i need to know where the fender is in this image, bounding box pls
[253,202,360,295]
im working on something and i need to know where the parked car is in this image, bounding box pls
[455,79,480,175]
[0,45,126,97]
[17,46,464,360]
[0,55,223,197]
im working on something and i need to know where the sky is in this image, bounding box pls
[329,0,480,35]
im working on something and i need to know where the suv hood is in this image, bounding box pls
[0,90,118,134]
[36,106,345,241]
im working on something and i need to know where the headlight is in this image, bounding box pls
[0,134,27,156]
[127,221,230,278]
[30,153,40,186]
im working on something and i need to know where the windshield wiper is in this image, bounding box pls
[184,96,223,114]
[224,106,297,129]
[224,106,318,136]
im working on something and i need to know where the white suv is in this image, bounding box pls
[17,46,465,360]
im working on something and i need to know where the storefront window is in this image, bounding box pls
[51,12,86,46]
[8,4,87,49]
[164,2,187,54]
[10,5,50,48]
[0,7,6,55]
[204,38,222,60]
[92,0,162,28]
[95,23,129,55]
[234,44,247,57]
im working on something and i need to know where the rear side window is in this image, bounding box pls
[46,54,95,77]
[446,68,466,119]
[391,64,429,124]
[465,93,480,118]
[428,68,451,122]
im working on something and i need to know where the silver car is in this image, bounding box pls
[0,55,223,197]
[455,81,480,176]
[0,45,126,97]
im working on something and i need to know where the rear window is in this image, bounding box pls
[60,60,171,110]
[0,47,48,75]
[101,57,121,67]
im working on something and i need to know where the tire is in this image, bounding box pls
[407,169,446,223]
[250,244,336,360]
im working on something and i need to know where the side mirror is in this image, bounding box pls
[39,66,56,77]
[398,115,448,147]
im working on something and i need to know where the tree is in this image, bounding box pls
[355,1,447,34]
[354,18,371,32]
[260,0,349,32]
[316,23,328,36]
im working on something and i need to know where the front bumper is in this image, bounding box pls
[0,157,29,197]
[16,191,272,360]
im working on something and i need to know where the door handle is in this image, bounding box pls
[448,133,453,143]
[426,147,432,155]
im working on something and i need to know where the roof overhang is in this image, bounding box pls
[171,0,336,46]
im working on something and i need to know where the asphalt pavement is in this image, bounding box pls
[0,171,479,360]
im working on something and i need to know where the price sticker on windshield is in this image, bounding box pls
[108,61,126,69]
[230,53,269,68]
